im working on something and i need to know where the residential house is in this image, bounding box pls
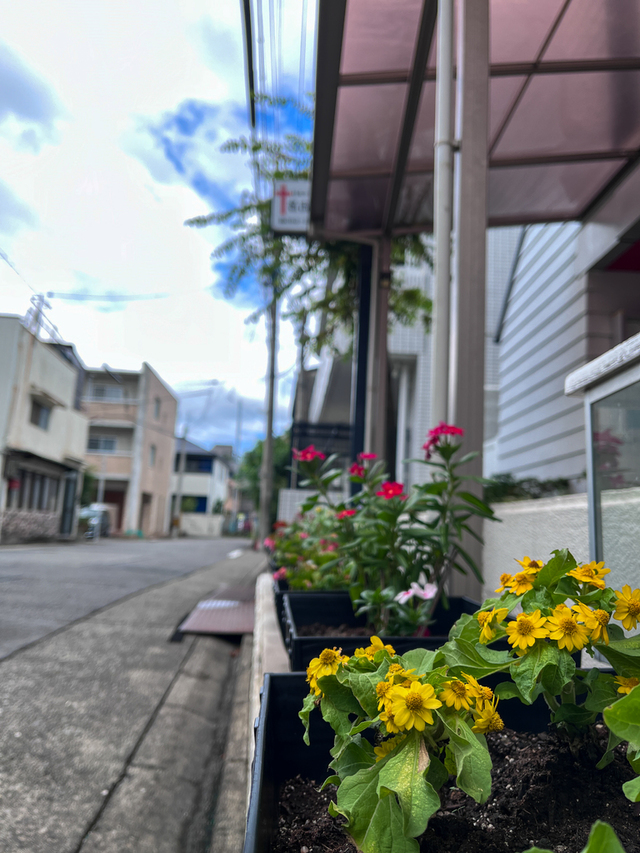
[170,438,231,536]
[0,316,88,543]
[83,363,177,536]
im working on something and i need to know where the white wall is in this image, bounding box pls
[482,491,640,602]
[180,513,223,537]
[0,318,21,446]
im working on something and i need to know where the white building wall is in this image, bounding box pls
[491,222,588,480]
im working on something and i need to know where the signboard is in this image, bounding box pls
[271,180,311,234]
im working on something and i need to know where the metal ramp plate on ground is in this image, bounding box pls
[178,584,255,635]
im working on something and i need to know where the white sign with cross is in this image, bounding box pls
[271,180,311,234]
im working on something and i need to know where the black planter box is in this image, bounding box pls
[272,579,349,643]
[243,671,553,853]
[283,591,481,672]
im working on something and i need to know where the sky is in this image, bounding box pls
[0,0,316,454]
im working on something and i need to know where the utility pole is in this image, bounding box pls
[258,293,278,544]
[173,426,188,537]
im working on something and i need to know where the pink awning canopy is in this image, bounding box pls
[311,0,640,236]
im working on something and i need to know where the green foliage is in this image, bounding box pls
[300,644,498,853]
[520,821,627,853]
[604,684,640,801]
[290,432,496,634]
[80,469,97,506]
[484,472,574,504]
[185,96,432,356]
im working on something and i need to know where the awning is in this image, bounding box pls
[312,0,640,236]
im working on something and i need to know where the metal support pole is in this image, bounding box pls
[351,246,373,484]
[431,0,455,426]
[259,296,278,543]
[173,426,187,537]
[449,0,489,598]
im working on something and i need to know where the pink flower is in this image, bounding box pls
[423,421,464,459]
[323,543,338,552]
[395,581,438,604]
[376,481,406,500]
[337,508,357,520]
[359,452,377,460]
[292,444,326,462]
[299,532,309,539]
[273,567,287,581]
[263,537,275,551]
[349,462,365,478]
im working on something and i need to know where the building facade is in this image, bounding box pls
[83,363,177,536]
[170,438,231,516]
[0,316,88,543]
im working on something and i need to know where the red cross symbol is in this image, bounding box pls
[275,184,292,215]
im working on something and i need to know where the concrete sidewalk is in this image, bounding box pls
[0,548,266,853]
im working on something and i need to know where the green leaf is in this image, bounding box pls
[330,739,376,780]
[425,753,449,791]
[443,638,512,680]
[603,684,640,747]
[442,716,493,803]
[582,820,628,852]
[627,743,640,774]
[510,642,561,704]
[596,729,624,770]
[535,549,577,589]
[400,648,439,676]
[334,762,419,853]
[521,587,555,612]
[539,648,576,697]
[552,703,594,728]
[299,691,317,746]
[584,673,618,714]
[596,636,640,678]
[348,666,390,718]
[494,680,530,702]
[448,613,480,643]
[378,732,441,837]
[622,775,640,802]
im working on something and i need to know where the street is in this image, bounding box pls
[0,537,246,658]
[0,537,264,852]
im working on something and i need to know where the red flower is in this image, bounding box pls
[359,452,377,460]
[337,508,357,519]
[293,444,326,462]
[349,462,365,478]
[422,421,464,459]
[376,481,406,500]
[272,567,287,581]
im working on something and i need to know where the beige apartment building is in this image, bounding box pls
[83,363,177,536]
[0,316,88,543]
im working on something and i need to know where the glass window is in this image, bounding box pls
[149,444,156,467]
[92,384,123,401]
[30,400,51,430]
[154,397,161,419]
[87,436,117,452]
[47,478,59,511]
[591,380,640,564]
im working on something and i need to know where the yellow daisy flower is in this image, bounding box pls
[567,561,611,590]
[373,735,406,762]
[385,663,415,684]
[515,557,544,572]
[376,679,394,710]
[495,573,513,593]
[439,679,473,711]
[477,607,509,644]
[546,605,590,652]
[306,647,348,696]
[507,570,538,595]
[613,585,640,631]
[379,707,401,734]
[615,675,640,695]
[572,602,610,644]
[506,610,548,651]
[389,682,442,732]
[472,696,504,733]
[356,636,396,660]
[462,672,495,707]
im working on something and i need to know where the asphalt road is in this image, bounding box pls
[0,537,250,658]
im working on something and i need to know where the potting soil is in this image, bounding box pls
[272,724,639,853]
